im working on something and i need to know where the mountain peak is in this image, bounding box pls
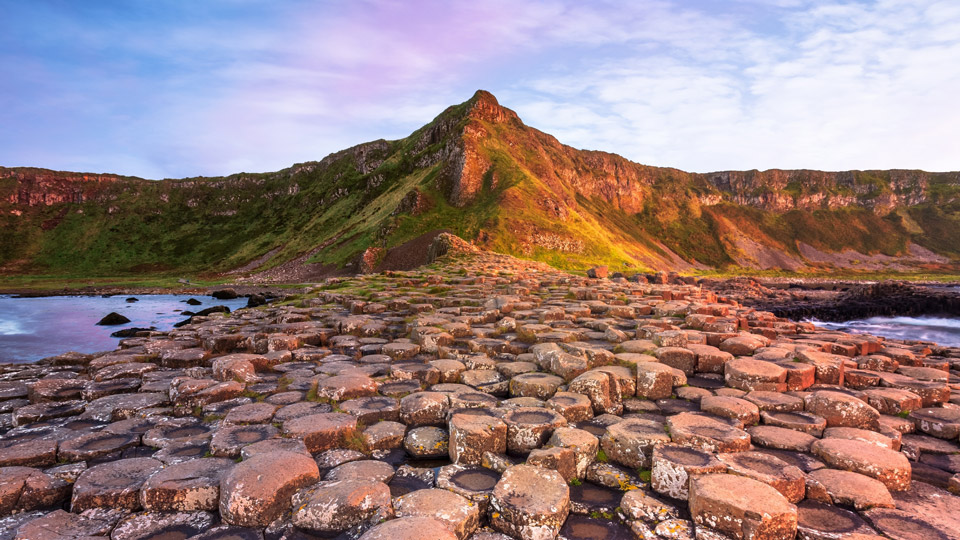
[466,89,519,124]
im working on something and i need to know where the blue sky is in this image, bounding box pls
[2,0,959,179]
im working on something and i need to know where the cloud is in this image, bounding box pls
[0,0,958,177]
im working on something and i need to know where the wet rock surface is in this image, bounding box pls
[0,248,959,538]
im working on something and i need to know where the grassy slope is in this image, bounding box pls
[1,92,959,283]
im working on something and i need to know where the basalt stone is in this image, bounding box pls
[282,412,357,453]
[689,474,797,540]
[449,413,507,465]
[436,464,501,514]
[717,451,805,503]
[357,516,458,540]
[141,457,234,512]
[340,396,400,424]
[326,459,395,483]
[804,390,880,430]
[600,417,671,469]
[725,358,787,392]
[526,446,577,482]
[292,479,394,534]
[667,412,751,453]
[510,372,564,399]
[404,426,448,458]
[13,508,124,540]
[760,411,827,437]
[143,420,214,448]
[81,377,141,401]
[97,312,131,325]
[546,426,600,478]
[743,391,804,412]
[273,401,333,422]
[223,402,278,424]
[58,430,140,462]
[400,392,449,426]
[823,426,899,451]
[635,362,677,400]
[747,425,816,452]
[547,391,594,422]
[489,464,571,540]
[27,378,86,403]
[210,424,279,457]
[81,392,168,422]
[861,508,951,540]
[796,500,879,540]
[12,399,85,426]
[863,388,922,415]
[620,489,680,523]
[651,444,725,500]
[71,457,163,512]
[393,488,480,539]
[568,370,622,415]
[0,466,70,515]
[111,511,216,540]
[502,407,568,455]
[0,438,58,467]
[219,450,320,527]
[810,438,911,491]
[700,396,760,426]
[805,468,895,510]
[909,407,960,439]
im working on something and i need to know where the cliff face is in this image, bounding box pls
[2,90,959,276]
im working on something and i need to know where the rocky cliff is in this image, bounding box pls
[2,90,959,277]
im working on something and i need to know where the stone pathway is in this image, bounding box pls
[1,242,959,539]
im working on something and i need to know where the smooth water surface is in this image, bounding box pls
[0,294,248,363]
[812,316,960,347]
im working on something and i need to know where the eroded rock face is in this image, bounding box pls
[219,450,319,527]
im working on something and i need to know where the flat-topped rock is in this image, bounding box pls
[292,479,393,534]
[600,417,671,468]
[805,390,880,430]
[502,407,567,455]
[449,413,507,465]
[651,444,725,500]
[910,407,960,439]
[667,412,751,452]
[282,412,357,453]
[0,466,70,515]
[71,457,163,512]
[141,457,234,511]
[725,358,787,392]
[805,468,895,510]
[717,451,805,503]
[219,450,319,527]
[490,464,570,540]
[393,488,480,540]
[810,438,911,491]
[689,473,797,540]
[358,516,458,540]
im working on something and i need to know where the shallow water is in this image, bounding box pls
[812,316,960,347]
[0,294,249,363]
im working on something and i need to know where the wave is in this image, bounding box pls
[0,320,26,336]
[810,316,960,347]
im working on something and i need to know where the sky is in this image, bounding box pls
[1,0,959,179]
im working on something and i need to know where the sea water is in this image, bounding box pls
[0,294,248,363]
[812,316,960,347]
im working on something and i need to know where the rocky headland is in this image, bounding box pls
[0,236,959,539]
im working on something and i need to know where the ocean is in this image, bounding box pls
[0,294,249,363]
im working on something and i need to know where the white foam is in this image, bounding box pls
[0,320,26,336]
